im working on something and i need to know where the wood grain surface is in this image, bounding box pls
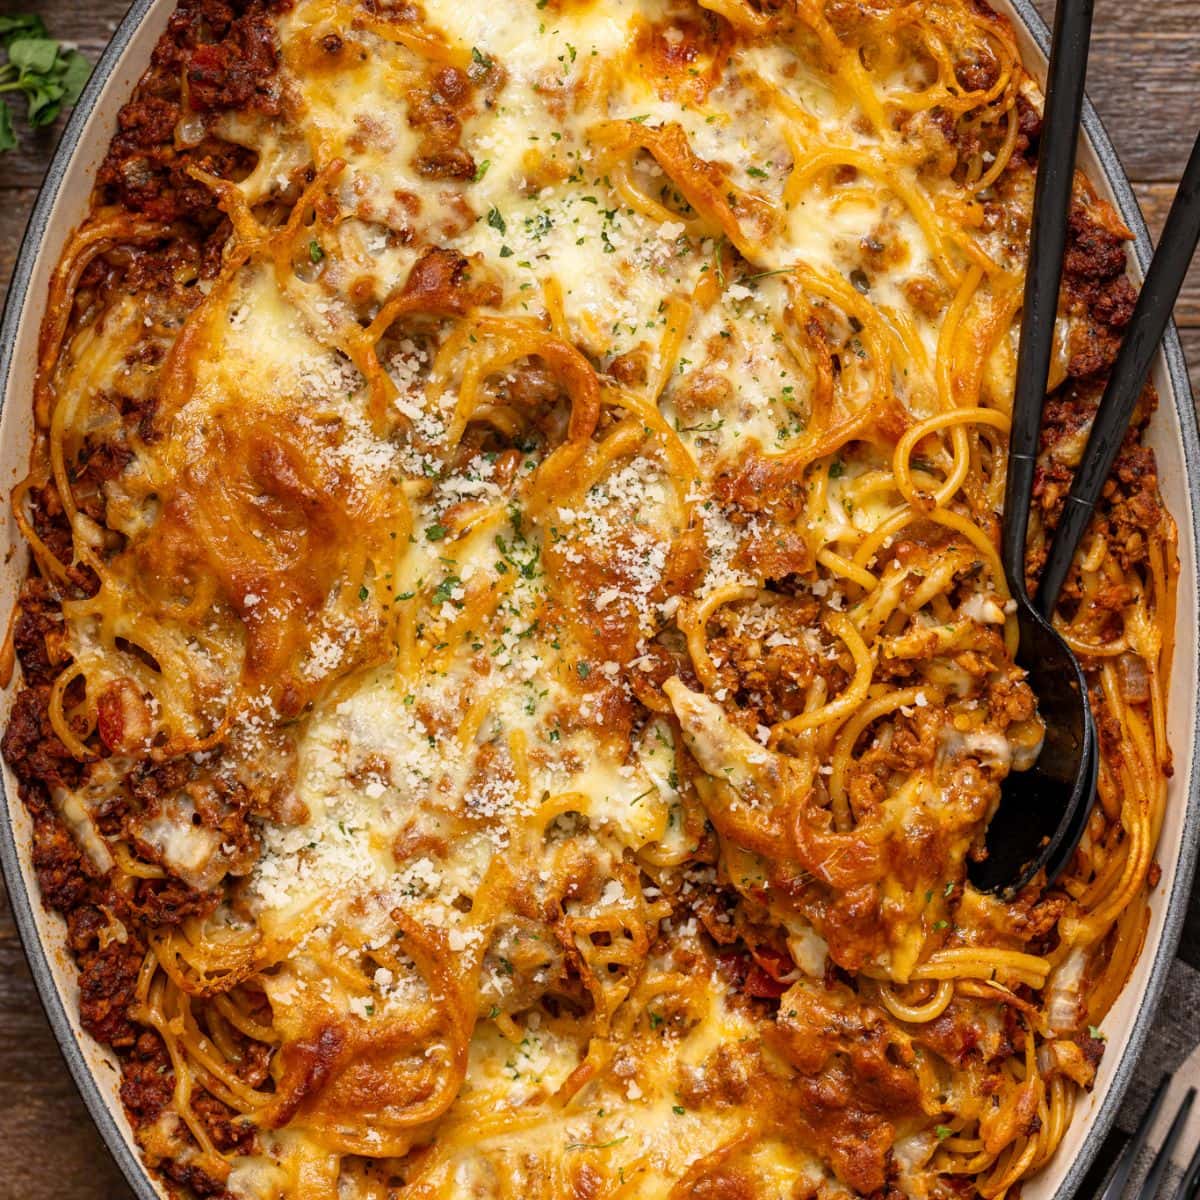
[0,0,1197,1197]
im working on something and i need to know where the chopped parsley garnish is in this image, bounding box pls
[525,211,553,238]
[470,45,492,74]
[678,417,724,434]
[566,1137,627,1152]
[432,575,462,606]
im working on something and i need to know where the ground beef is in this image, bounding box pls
[407,65,478,180]
[120,1032,176,1124]
[1,686,83,792]
[1014,92,1042,156]
[30,806,94,913]
[96,0,284,221]
[78,940,143,1047]
[194,1093,257,1155]
[160,1158,233,1199]
[11,578,67,686]
[123,875,218,927]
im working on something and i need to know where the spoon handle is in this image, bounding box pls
[1003,0,1094,601]
[1038,126,1200,615]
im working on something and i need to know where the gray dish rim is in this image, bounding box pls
[0,0,1197,1197]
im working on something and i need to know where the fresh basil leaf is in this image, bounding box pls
[0,15,47,48]
[0,100,15,152]
[27,79,65,126]
[59,50,91,103]
[8,37,60,77]
[0,21,92,152]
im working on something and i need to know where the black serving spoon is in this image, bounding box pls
[1038,126,1200,614]
[1032,125,1200,886]
[968,0,1097,897]
[972,2,1200,895]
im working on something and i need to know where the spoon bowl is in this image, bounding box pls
[968,593,1097,895]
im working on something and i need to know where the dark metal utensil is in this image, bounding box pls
[1031,125,1200,888]
[1095,1073,1200,1200]
[969,0,1097,896]
[1039,125,1200,615]
[974,5,1200,895]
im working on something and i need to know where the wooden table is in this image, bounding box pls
[0,1,1197,1196]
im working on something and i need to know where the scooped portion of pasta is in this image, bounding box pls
[3,0,1176,1197]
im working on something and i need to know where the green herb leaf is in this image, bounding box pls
[0,15,47,46]
[935,1125,952,1140]
[432,575,462,605]
[0,19,91,150]
[8,38,59,78]
[309,239,324,263]
[566,1137,628,1152]
[487,206,507,234]
[737,267,793,283]
[58,49,90,104]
